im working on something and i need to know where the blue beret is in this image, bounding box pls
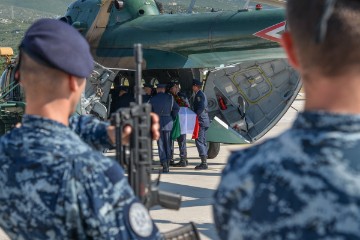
[20,18,94,78]
[143,83,154,88]
[192,79,203,86]
[167,82,176,89]
[156,83,167,88]
[118,86,129,92]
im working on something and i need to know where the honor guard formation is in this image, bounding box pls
[2,0,360,239]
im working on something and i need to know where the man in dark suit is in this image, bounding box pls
[150,84,179,172]
[192,79,210,170]
[110,86,134,113]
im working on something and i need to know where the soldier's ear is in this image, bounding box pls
[68,75,82,92]
[281,32,300,70]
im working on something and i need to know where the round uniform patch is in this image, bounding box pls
[129,202,153,237]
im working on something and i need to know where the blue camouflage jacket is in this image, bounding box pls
[0,114,162,240]
[69,115,113,150]
[214,111,360,240]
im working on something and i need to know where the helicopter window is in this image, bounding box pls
[114,0,124,10]
[121,77,130,87]
[59,16,73,25]
[159,0,275,14]
[0,69,7,91]
[152,78,159,87]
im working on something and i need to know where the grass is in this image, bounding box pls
[0,2,63,72]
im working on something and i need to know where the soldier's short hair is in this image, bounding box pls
[287,0,360,77]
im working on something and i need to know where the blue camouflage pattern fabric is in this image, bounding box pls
[213,111,360,240]
[0,114,162,240]
[69,115,113,151]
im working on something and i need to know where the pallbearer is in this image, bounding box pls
[150,83,179,173]
[191,79,210,170]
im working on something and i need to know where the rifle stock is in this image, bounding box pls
[162,222,201,240]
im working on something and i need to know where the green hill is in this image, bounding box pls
[0,0,74,71]
[0,0,74,15]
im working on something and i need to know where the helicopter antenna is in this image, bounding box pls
[187,0,196,13]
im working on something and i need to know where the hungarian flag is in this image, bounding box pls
[171,107,197,140]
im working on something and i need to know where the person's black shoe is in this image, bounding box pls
[162,161,170,173]
[173,158,187,167]
[195,156,208,170]
[194,163,208,170]
[169,159,175,166]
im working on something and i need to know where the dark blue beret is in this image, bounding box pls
[167,82,176,89]
[156,83,167,88]
[143,83,154,88]
[192,79,203,86]
[118,86,129,92]
[20,18,94,78]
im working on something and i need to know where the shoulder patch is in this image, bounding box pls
[197,96,201,102]
[129,202,153,237]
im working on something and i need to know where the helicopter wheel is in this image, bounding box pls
[207,142,220,159]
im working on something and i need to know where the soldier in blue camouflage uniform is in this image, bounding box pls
[213,0,360,239]
[192,79,210,170]
[0,19,162,240]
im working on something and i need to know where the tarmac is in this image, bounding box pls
[0,94,304,240]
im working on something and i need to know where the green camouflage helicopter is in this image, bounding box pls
[0,0,301,158]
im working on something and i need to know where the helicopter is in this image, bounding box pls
[0,0,301,159]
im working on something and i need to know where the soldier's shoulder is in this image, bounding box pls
[196,90,206,99]
[0,127,25,147]
[222,133,293,176]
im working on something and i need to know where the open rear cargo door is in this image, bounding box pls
[204,59,301,143]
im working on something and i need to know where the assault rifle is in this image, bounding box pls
[111,44,201,239]
[111,44,181,210]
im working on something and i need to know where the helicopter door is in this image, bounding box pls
[204,59,301,143]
